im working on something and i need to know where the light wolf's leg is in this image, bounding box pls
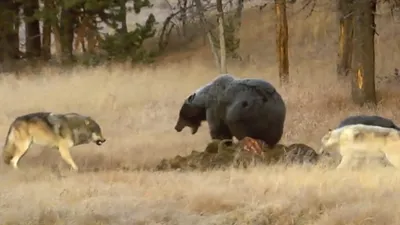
[350,155,364,168]
[336,155,353,169]
[10,140,32,169]
[58,142,78,171]
[384,153,400,169]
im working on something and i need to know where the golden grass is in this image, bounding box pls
[2,1,400,224]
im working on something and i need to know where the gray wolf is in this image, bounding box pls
[337,115,400,131]
[2,112,106,171]
[316,124,400,169]
[174,74,286,147]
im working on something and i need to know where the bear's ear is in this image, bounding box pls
[241,101,249,108]
[187,93,196,103]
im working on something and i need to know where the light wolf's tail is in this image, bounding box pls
[2,124,17,164]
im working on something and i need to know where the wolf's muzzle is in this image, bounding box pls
[96,139,106,145]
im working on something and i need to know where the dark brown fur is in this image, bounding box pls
[174,102,206,134]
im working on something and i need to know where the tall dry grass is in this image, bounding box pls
[1,1,400,224]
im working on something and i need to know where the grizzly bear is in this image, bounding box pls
[174,74,286,147]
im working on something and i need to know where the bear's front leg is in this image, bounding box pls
[206,108,233,140]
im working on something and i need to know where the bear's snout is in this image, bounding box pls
[175,123,184,132]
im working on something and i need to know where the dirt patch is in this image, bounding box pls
[156,138,327,171]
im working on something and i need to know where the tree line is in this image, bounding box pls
[275,0,398,106]
[0,0,156,66]
[0,0,244,67]
[0,0,398,106]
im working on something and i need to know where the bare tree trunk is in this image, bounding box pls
[42,22,51,60]
[0,0,21,64]
[275,0,289,84]
[218,18,227,73]
[337,0,353,77]
[10,2,20,60]
[24,0,41,58]
[53,25,62,59]
[45,0,62,60]
[351,0,376,106]
[193,0,220,70]
[86,16,98,54]
[42,0,51,60]
[60,6,76,63]
[216,0,227,73]
[234,0,244,30]
[178,0,188,37]
[119,0,128,33]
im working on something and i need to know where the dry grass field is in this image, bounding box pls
[2,1,400,224]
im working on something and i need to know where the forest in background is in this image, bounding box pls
[0,0,400,105]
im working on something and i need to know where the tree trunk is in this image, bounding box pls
[52,25,62,59]
[45,0,61,59]
[0,0,20,72]
[234,0,244,30]
[275,0,289,84]
[86,15,98,54]
[73,16,86,53]
[337,0,353,77]
[351,0,376,106]
[10,2,20,60]
[216,0,227,73]
[119,0,128,34]
[41,0,51,60]
[42,22,51,60]
[24,0,41,58]
[178,0,188,37]
[218,18,227,73]
[60,6,76,63]
[193,0,220,70]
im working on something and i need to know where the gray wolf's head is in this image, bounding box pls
[174,94,206,135]
[84,118,106,146]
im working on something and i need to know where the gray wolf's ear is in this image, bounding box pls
[187,93,196,103]
[85,119,90,125]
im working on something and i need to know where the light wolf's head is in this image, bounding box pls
[83,118,106,146]
[316,128,336,154]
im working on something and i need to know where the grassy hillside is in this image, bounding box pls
[1,1,400,224]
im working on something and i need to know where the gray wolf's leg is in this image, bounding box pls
[10,140,31,169]
[58,143,79,171]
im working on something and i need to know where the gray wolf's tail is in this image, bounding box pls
[2,125,16,165]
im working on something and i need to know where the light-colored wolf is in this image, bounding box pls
[316,124,400,169]
[2,112,106,171]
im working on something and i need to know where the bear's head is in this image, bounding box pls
[174,94,207,134]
